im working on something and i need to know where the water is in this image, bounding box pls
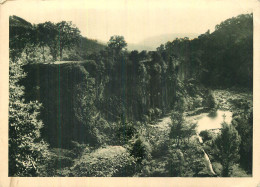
[197,110,232,132]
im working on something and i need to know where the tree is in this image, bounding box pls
[129,136,151,164]
[9,58,50,176]
[166,57,177,109]
[107,35,127,54]
[139,50,148,61]
[169,111,197,145]
[39,21,59,61]
[214,122,241,177]
[156,44,165,55]
[56,21,81,60]
[169,112,185,146]
[36,22,54,63]
[167,149,185,176]
[39,21,81,61]
[232,107,253,173]
[9,16,35,62]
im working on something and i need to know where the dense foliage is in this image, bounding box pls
[214,122,241,176]
[9,13,253,177]
[158,14,253,89]
[71,146,135,177]
[9,58,50,176]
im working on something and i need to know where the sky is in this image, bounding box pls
[6,0,255,44]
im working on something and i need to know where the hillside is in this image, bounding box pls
[155,14,253,89]
[9,15,106,62]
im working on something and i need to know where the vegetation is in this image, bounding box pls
[9,58,51,176]
[214,122,241,177]
[159,14,253,89]
[9,15,105,63]
[9,13,253,177]
[71,146,135,177]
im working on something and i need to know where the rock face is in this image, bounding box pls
[21,60,195,148]
[22,62,95,148]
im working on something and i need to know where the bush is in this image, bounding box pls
[148,108,155,122]
[199,130,213,142]
[71,146,135,177]
[193,97,203,108]
[142,115,149,124]
[211,162,223,176]
[70,141,89,158]
[166,149,185,176]
[50,149,75,166]
[151,134,170,158]
[138,159,167,177]
[230,164,249,177]
[41,148,77,176]
[116,121,137,145]
[62,52,83,61]
[128,136,152,164]
[203,90,216,109]
[166,142,207,177]
[154,108,162,119]
[93,117,113,145]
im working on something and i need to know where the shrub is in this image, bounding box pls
[138,159,167,177]
[41,148,77,176]
[166,149,185,176]
[71,146,135,177]
[142,115,150,124]
[62,52,83,61]
[230,164,249,177]
[203,90,216,109]
[70,141,88,158]
[154,108,162,119]
[193,97,203,108]
[199,130,213,142]
[211,162,223,176]
[116,121,137,145]
[148,108,155,122]
[128,136,152,164]
[166,142,207,177]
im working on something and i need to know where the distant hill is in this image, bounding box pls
[134,33,199,51]
[127,43,154,52]
[98,33,199,52]
[76,37,106,57]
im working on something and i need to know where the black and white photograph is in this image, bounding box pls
[1,0,259,184]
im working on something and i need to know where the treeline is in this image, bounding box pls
[156,13,253,88]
